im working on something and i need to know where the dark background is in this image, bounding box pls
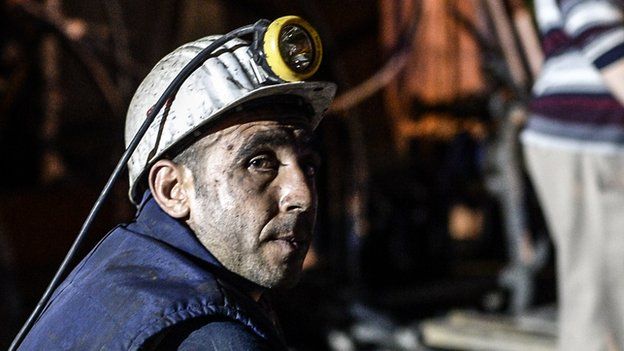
[0,1,554,349]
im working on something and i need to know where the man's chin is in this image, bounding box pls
[261,264,304,289]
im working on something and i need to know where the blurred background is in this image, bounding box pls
[0,0,558,349]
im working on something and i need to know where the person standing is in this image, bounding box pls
[522,0,624,349]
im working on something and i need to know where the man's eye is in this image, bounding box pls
[303,163,316,178]
[303,158,320,178]
[248,155,278,171]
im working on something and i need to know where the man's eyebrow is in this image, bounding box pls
[234,129,311,160]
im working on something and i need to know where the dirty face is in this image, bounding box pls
[186,112,319,289]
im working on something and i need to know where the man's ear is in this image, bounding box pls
[148,159,193,219]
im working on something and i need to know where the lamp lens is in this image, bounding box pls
[279,25,315,73]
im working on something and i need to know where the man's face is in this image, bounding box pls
[186,113,319,289]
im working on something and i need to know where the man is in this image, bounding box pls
[18,33,336,350]
[522,0,624,350]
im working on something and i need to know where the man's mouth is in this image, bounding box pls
[262,216,313,255]
[274,235,304,249]
[270,234,310,255]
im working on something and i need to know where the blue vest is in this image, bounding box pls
[19,193,288,350]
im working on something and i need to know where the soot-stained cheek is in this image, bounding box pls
[240,173,266,196]
[228,159,260,187]
[227,165,247,187]
[223,167,257,202]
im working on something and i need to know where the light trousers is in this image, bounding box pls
[523,137,624,351]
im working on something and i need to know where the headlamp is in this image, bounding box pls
[253,15,323,82]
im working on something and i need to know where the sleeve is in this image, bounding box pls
[175,320,272,351]
[560,0,624,69]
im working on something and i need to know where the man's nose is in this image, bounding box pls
[277,164,314,213]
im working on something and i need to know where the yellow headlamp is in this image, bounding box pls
[254,15,323,82]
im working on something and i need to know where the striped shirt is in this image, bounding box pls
[524,0,624,146]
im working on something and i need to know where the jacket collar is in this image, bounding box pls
[132,190,264,296]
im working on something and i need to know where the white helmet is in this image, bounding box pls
[125,35,336,204]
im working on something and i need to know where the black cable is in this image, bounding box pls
[9,23,256,351]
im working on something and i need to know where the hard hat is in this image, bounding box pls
[125,35,336,204]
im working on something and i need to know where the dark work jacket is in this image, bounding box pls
[18,192,288,350]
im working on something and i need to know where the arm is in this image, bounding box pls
[158,320,272,351]
[601,60,624,106]
[561,0,624,104]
